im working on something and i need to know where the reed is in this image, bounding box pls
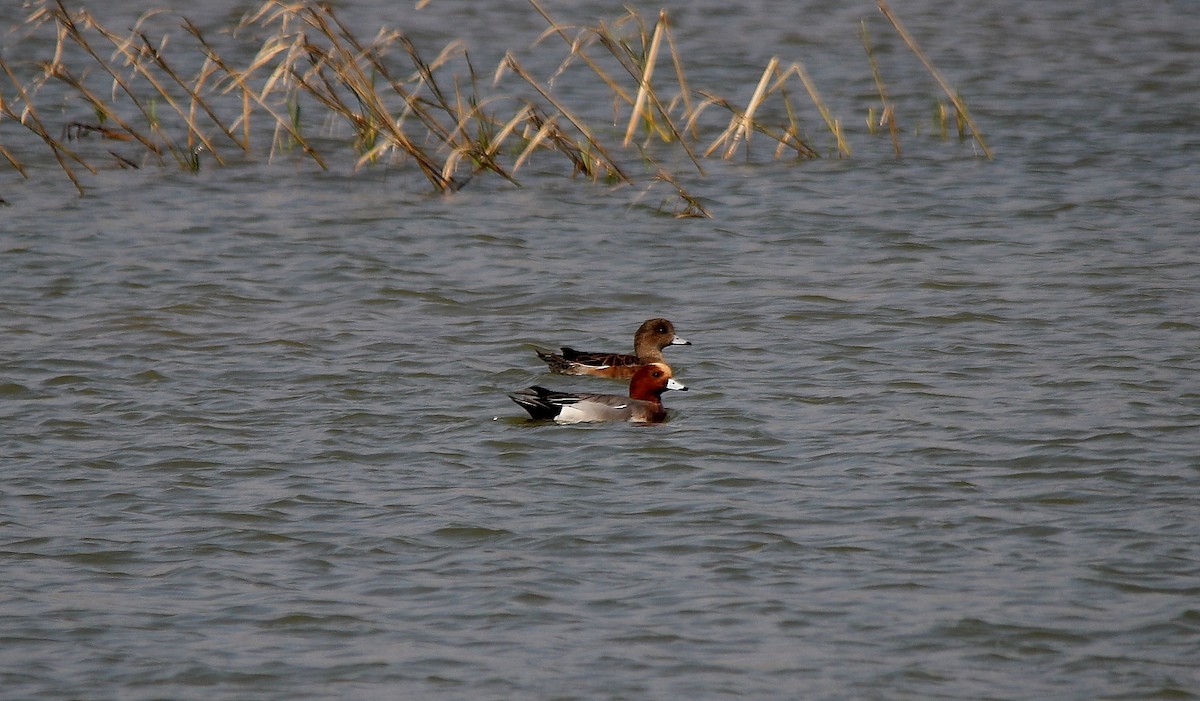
[2,0,990,211]
[0,137,26,179]
[859,20,901,157]
[0,55,94,194]
[694,62,822,161]
[527,0,633,107]
[876,0,991,158]
[595,9,703,172]
[647,167,710,219]
[500,53,631,185]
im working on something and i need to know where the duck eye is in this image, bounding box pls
[656,325,667,333]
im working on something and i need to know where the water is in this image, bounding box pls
[3,0,1199,699]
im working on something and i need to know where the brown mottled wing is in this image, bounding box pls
[535,348,573,374]
[559,347,641,368]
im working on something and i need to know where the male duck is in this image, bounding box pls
[535,318,691,378]
[509,362,687,423]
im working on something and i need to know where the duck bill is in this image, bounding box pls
[666,378,688,391]
[669,336,691,346]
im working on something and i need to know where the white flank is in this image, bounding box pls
[555,405,592,423]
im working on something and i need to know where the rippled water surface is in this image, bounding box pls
[3,0,1199,699]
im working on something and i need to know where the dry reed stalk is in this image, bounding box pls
[182,18,328,170]
[722,57,778,158]
[697,58,821,160]
[500,53,630,184]
[263,10,349,159]
[0,95,31,178]
[775,74,818,159]
[623,10,664,147]
[595,10,702,173]
[620,138,707,217]
[645,162,709,218]
[691,89,813,160]
[780,61,851,158]
[4,0,988,197]
[218,4,322,157]
[0,56,93,193]
[859,20,900,157]
[342,76,455,188]
[438,59,522,186]
[224,30,306,161]
[305,5,465,189]
[537,24,701,197]
[527,0,633,106]
[114,32,226,165]
[592,13,667,134]
[536,8,702,176]
[39,12,135,142]
[876,0,991,158]
[46,64,160,153]
[510,108,559,174]
[0,141,27,179]
[771,83,819,160]
[443,99,524,186]
[662,19,697,140]
[390,34,462,143]
[700,64,775,157]
[523,108,599,178]
[773,129,818,160]
[134,34,243,157]
[46,2,201,166]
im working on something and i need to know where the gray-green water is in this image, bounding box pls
[3,0,1199,699]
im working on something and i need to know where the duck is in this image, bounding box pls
[535,318,691,378]
[509,362,687,423]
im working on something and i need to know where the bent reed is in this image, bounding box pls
[0,0,990,214]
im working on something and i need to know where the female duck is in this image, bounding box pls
[535,318,691,378]
[510,362,687,423]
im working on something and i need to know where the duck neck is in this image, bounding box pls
[628,378,664,404]
[636,348,666,363]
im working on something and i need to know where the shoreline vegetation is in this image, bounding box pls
[0,0,990,215]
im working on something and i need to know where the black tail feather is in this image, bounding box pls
[509,386,565,420]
